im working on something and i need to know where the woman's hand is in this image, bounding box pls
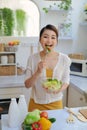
[37,60,47,74]
[43,87,61,94]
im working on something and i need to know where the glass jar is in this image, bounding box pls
[1,55,8,64]
[8,55,14,63]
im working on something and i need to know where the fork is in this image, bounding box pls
[65,107,75,123]
[66,113,75,123]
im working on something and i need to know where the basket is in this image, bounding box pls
[17,67,25,75]
[68,53,85,60]
[0,43,4,52]
[4,45,18,52]
[0,65,16,76]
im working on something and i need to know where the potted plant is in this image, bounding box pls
[0,8,14,36]
[15,9,27,36]
[84,4,87,21]
[58,0,72,10]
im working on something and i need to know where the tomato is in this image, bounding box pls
[32,122,42,130]
[40,111,48,119]
[8,42,14,46]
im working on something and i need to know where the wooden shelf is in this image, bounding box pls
[0,63,16,66]
[59,37,73,40]
[46,8,72,13]
[0,52,17,75]
[80,22,87,26]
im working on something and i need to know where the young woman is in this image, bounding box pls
[24,24,71,111]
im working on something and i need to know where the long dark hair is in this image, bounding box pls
[39,24,58,40]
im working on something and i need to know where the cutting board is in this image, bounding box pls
[79,109,87,119]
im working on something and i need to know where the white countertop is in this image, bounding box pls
[0,75,25,88]
[70,75,87,93]
[0,75,87,93]
[1,107,87,130]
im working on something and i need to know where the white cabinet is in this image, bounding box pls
[0,87,31,106]
[0,87,23,99]
[63,89,68,107]
[68,83,87,107]
[0,75,30,106]
[0,52,17,75]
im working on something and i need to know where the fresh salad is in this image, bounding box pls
[42,78,62,92]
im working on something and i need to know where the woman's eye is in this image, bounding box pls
[43,36,48,38]
[52,37,56,39]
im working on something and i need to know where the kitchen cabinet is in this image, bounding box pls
[0,52,17,76]
[0,75,31,105]
[0,87,23,99]
[67,83,87,107]
[0,86,31,106]
[62,89,68,107]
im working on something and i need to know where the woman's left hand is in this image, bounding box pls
[43,87,61,94]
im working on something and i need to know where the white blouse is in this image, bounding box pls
[25,52,71,104]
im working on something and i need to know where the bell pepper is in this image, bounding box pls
[32,122,42,130]
[39,117,52,130]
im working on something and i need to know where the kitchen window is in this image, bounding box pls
[0,0,40,36]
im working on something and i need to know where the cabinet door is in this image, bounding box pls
[68,85,87,107]
[0,87,23,99]
[62,90,67,107]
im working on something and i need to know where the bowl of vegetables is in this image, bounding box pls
[42,77,62,93]
[22,109,56,130]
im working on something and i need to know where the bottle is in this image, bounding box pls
[18,95,28,124]
[8,98,20,128]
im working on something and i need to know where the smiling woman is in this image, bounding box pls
[0,0,39,36]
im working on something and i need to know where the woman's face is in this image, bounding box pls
[39,29,57,51]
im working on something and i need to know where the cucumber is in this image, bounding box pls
[22,123,32,130]
[48,118,56,123]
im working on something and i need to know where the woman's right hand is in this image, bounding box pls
[37,60,47,74]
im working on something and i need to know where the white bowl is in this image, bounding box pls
[42,77,62,93]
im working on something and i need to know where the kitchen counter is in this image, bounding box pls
[1,107,87,130]
[0,75,87,104]
[70,75,87,101]
[0,75,25,88]
[0,75,87,92]
[0,75,31,105]
[70,75,87,93]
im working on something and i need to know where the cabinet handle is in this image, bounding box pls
[80,97,83,101]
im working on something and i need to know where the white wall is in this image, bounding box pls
[0,0,87,68]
